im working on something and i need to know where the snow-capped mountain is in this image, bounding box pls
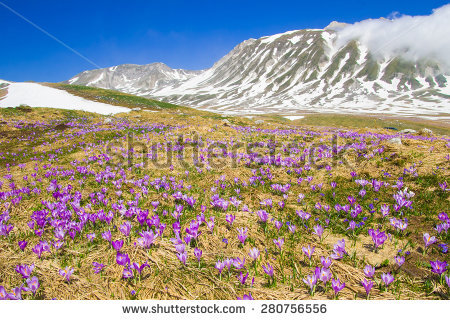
[67,62,203,95]
[67,26,450,118]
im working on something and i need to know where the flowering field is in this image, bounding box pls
[0,103,448,300]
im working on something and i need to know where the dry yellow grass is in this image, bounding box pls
[0,107,448,300]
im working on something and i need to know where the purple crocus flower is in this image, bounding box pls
[237,293,254,300]
[136,230,158,249]
[430,260,447,275]
[68,229,77,240]
[273,237,284,251]
[438,243,448,254]
[381,272,395,287]
[18,240,28,251]
[380,204,390,217]
[368,228,387,251]
[175,204,183,213]
[122,268,134,279]
[363,265,375,278]
[112,239,124,252]
[237,271,249,285]
[0,223,13,237]
[177,251,187,265]
[445,275,450,288]
[131,262,149,275]
[333,239,346,254]
[319,268,332,284]
[257,210,269,222]
[288,223,297,234]
[194,248,202,262]
[215,260,225,274]
[395,256,405,267]
[303,274,318,291]
[233,257,245,269]
[171,210,182,220]
[222,238,228,246]
[0,286,7,300]
[321,256,332,268]
[359,189,366,198]
[438,212,449,221]
[86,233,96,242]
[347,220,356,231]
[25,276,40,295]
[54,229,67,240]
[59,266,74,282]
[226,214,236,227]
[302,245,315,260]
[15,263,35,279]
[361,278,374,297]
[331,278,345,296]
[390,217,408,232]
[248,247,260,260]
[313,224,324,240]
[184,234,193,245]
[116,252,130,266]
[53,240,64,251]
[237,227,248,245]
[330,249,344,260]
[92,262,105,274]
[423,233,437,248]
[119,221,132,237]
[347,195,356,205]
[274,220,283,231]
[174,243,185,254]
[206,217,215,233]
[8,285,24,300]
[262,263,274,278]
[32,241,50,259]
[151,201,159,211]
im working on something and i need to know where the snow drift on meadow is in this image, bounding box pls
[336,4,450,70]
[0,81,129,115]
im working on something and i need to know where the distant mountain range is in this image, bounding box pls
[67,63,202,95]
[67,22,450,118]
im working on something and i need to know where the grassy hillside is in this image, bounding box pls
[47,83,188,111]
[42,83,450,136]
[271,114,450,136]
[0,104,448,300]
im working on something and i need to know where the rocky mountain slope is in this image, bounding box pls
[67,62,203,95]
[67,26,450,118]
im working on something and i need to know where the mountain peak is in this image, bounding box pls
[67,62,202,92]
[325,21,349,30]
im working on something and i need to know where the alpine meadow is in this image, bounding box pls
[0,1,449,304]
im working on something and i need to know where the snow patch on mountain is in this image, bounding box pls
[0,81,129,115]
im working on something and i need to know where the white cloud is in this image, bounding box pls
[335,4,450,70]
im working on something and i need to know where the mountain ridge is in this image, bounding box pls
[66,27,450,118]
[66,62,203,95]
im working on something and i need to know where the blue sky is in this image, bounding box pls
[0,0,448,82]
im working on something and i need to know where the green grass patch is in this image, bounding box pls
[49,83,184,111]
